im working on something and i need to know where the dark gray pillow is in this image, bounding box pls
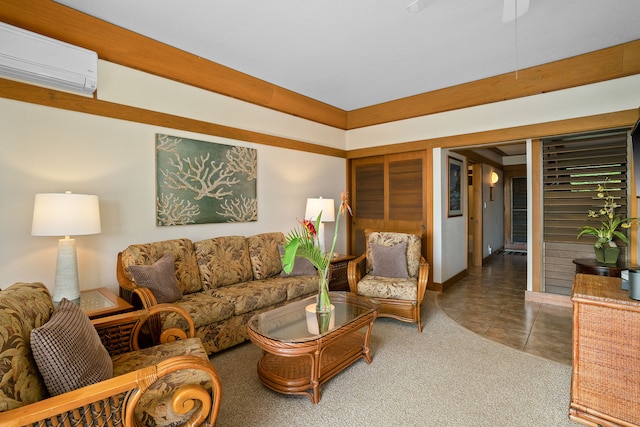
[371,242,409,278]
[278,245,317,276]
[128,253,183,303]
[30,298,113,396]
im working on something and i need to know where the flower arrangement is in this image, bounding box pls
[577,179,636,250]
[282,192,351,332]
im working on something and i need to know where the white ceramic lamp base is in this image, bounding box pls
[52,237,80,302]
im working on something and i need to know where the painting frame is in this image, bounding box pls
[447,156,463,217]
[155,133,257,226]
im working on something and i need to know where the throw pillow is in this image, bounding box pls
[128,253,183,303]
[278,245,317,276]
[371,241,409,278]
[30,298,113,396]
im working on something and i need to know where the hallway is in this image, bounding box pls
[436,251,573,365]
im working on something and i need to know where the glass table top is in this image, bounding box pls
[79,290,116,312]
[247,291,379,343]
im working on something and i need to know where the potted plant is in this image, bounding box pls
[282,192,352,333]
[577,179,637,264]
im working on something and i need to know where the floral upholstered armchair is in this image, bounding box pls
[0,282,221,427]
[347,229,429,332]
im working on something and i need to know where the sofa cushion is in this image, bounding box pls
[111,337,212,427]
[30,298,113,396]
[211,280,288,315]
[128,253,183,303]
[195,236,253,289]
[280,275,319,300]
[0,282,53,411]
[162,291,235,330]
[121,238,202,294]
[371,242,409,278]
[247,232,284,280]
[356,274,418,301]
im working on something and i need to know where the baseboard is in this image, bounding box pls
[525,290,572,308]
[430,269,468,292]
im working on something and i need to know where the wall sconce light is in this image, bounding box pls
[305,197,335,253]
[491,171,500,185]
[31,192,101,303]
[490,171,500,201]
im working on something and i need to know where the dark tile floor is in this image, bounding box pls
[436,251,573,365]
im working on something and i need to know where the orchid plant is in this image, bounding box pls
[282,192,352,323]
[577,179,636,249]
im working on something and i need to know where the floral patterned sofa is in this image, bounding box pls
[117,232,318,355]
[0,282,221,427]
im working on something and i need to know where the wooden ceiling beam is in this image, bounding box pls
[0,0,638,132]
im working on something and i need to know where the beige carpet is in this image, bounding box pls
[210,292,582,426]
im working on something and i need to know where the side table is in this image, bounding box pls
[572,258,629,277]
[80,287,133,320]
[329,254,355,291]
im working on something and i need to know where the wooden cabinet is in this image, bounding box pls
[570,273,640,427]
[350,151,429,258]
[329,254,355,291]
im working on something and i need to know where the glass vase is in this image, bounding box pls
[315,273,332,334]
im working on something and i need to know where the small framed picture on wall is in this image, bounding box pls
[447,156,463,217]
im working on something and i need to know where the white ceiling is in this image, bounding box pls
[54,0,640,111]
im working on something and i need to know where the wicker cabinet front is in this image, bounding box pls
[570,273,640,427]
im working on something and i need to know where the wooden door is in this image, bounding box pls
[350,151,429,259]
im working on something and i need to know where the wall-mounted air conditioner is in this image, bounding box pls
[0,22,98,94]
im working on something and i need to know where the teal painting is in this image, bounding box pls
[156,134,257,225]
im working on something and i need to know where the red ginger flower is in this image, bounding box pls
[300,219,317,238]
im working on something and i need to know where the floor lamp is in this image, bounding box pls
[305,197,335,253]
[31,192,101,303]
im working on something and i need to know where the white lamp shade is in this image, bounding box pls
[32,193,101,236]
[305,197,335,223]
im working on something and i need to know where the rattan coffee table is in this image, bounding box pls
[247,291,379,403]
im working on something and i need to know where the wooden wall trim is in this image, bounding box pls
[347,40,640,129]
[531,140,543,293]
[346,109,640,159]
[0,78,347,158]
[0,0,347,129]
[0,0,638,131]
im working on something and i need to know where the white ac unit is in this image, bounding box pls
[0,22,97,94]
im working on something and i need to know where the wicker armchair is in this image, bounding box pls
[347,229,429,332]
[0,282,221,427]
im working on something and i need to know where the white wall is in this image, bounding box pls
[482,165,504,257]
[432,149,468,283]
[0,63,347,294]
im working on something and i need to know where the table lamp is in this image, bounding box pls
[31,192,101,302]
[305,197,335,253]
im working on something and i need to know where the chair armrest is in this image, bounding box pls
[347,253,367,293]
[92,303,196,355]
[416,256,430,304]
[0,354,222,427]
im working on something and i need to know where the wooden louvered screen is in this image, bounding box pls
[542,131,629,295]
[351,152,427,257]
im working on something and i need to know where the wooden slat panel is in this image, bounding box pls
[389,159,422,221]
[354,163,384,219]
[543,132,629,247]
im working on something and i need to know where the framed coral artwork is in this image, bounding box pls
[155,134,257,225]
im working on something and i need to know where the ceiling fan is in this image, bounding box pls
[403,0,530,21]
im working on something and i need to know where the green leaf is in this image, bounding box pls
[282,237,300,274]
